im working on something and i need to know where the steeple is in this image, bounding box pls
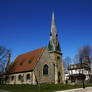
[48,12,61,52]
[52,11,56,26]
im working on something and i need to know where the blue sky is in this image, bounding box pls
[0,0,92,62]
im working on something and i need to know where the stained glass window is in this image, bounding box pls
[43,64,48,75]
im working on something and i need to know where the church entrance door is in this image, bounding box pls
[58,72,61,83]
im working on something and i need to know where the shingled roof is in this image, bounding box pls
[6,47,45,74]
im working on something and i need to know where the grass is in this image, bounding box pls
[0,84,92,92]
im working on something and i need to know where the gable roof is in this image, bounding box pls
[6,47,45,74]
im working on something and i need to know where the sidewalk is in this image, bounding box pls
[55,87,92,92]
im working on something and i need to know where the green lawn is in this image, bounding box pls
[0,84,92,92]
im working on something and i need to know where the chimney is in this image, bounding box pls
[6,53,11,71]
[85,56,89,62]
[85,56,91,68]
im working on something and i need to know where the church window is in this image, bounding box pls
[57,56,60,62]
[26,74,30,80]
[18,75,22,80]
[43,64,48,75]
[56,34,58,37]
[53,64,55,75]
[11,76,14,81]
[50,32,52,36]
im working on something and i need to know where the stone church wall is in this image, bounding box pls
[6,71,34,84]
[34,47,55,84]
[49,52,65,84]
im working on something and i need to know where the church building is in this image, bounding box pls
[5,12,65,84]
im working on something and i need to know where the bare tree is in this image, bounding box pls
[63,56,72,73]
[0,46,11,72]
[73,54,80,64]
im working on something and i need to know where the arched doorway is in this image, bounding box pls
[58,72,61,83]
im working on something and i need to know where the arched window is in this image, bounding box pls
[26,74,30,80]
[43,64,48,75]
[18,75,22,80]
[57,56,60,62]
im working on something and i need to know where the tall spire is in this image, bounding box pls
[52,11,55,25]
[51,11,57,33]
[48,12,61,52]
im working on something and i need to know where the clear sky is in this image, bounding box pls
[0,0,92,62]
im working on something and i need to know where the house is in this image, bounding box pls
[4,12,65,85]
[68,57,91,84]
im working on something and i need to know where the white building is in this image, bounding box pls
[67,57,91,84]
